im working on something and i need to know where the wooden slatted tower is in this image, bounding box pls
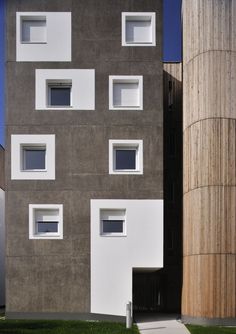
[182,0,236,326]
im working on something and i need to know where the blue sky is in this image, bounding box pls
[0,0,182,147]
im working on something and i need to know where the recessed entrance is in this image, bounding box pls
[133,270,163,315]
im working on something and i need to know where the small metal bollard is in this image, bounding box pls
[126,301,132,329]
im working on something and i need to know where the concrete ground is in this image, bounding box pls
[135,313,190,334]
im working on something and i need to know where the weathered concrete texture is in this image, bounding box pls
[6,0,163,315]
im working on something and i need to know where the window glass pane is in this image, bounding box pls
[37,221,58,233]
[24,149,46,170]
[115,149,136,170]
[50,87,71,106]
[22,19,46,43]
[102,220,123,233]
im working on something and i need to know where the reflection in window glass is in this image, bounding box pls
[115,149,136,170]
[23,148,46,170]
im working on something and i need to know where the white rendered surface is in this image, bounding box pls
[35,69,95,110]
[16,12,71,61]
[91,199,163,317]
[109,139,143,174]
[11,134,55,180]
[122,12,156,46]
[29,204,63,239]
[109,76,143,110]
[0,189,5,306]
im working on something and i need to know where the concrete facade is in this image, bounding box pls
[6,0,163,319]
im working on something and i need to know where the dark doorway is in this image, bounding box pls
[133,270,164,313]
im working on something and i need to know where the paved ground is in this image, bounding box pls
[135,313,190,334]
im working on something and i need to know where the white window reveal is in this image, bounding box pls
[109,139,143,175]
[29,204,63,239]
[47,80,72,107]
[122,12,156,46]
[109,76,143,110]
[100,209,126,236]
[11,134,55,180]
[21,16,47,44]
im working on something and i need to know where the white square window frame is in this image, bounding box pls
[11,134,55,180]
[122,12,156,47]
[109,139,143,175]
[109,75,143,110]
[20,15,47,44]
[35,69,95,110]
[100,209,127,237]
[29,204,63,239]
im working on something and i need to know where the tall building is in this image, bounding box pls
[4,0,236,327]
[6,0,164,321]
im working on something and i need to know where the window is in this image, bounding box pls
[122,12,156,46]
[47,80,72,107]
[16,12,71,62]
[11,134,55,180]
[109,140,143,174]
[109,76,143,110]
[22,146,46,171]
[100,209,126,236]
[29,204,63,239]
[21,16,46,43]
[35,69,95,110]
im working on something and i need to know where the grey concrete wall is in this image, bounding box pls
[6,0,163,315]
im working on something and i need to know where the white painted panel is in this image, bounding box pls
[35,69,95,110]
[16,12,71,62]
[0,189,5,306]
[91,199,163,317]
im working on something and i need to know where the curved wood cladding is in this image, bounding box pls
[183,52,236,129]
[182,0,236,323]
[182,255,236,318]
[184,119,236,193]
[183,187,236,256]
[182,0,236,65]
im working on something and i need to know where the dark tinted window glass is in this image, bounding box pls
[37,221,58,233]
[115,149,136,170]
[24,149,46,170]
[102,220,123,233]
[50,87,71,106]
